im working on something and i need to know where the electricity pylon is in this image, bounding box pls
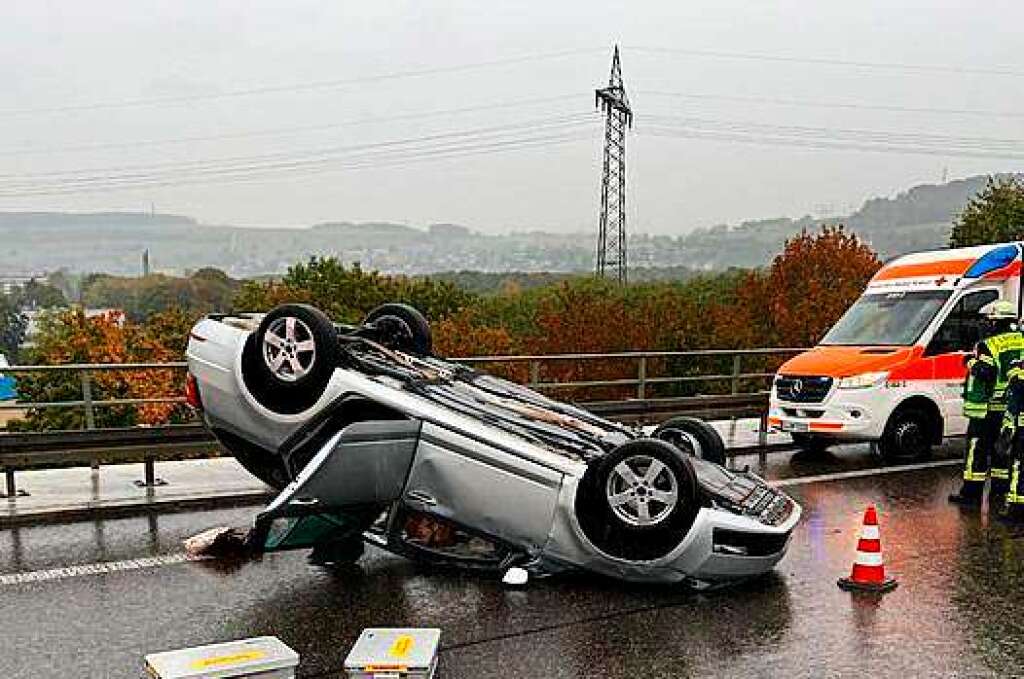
[594,45,632,284]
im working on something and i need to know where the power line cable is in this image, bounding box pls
[638,90,1024,120]
[628,45,1024,78]
[0,126,598,197]
[0,132,593,198]
[0,94,581,157]
[638,126,1024,162]
[0,113,595,182]
[0,47,604,117]
[642,114,1024,149]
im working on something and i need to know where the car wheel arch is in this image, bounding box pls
[889,395,944,445]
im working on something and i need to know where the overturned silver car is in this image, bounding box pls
[186,303,800,584]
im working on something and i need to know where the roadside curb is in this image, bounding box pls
[0,488,274,528]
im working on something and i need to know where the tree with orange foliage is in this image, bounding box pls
[756,226,881,348]
[10,308,195,431]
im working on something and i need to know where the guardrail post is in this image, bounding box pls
[80,370,96,430]
[731,354,742,395]
[529,360,540,390]
[134,455,167,489]
[80,370,100,471]
[637,356,647,400]
[2,467,27,498]
[758,411,769,467]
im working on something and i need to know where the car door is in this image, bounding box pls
[402,422,564,553]
[253,419,422,552]
[923,289,1000,436]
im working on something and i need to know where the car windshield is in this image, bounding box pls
[821,290,951,346]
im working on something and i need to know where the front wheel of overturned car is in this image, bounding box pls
[575,439,699,562]
[363,303,432,356]
[652,416,727,466]
[241,304,341,415]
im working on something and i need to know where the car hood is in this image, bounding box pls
[777,345,916,378]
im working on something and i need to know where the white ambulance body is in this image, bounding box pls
[769,242,1022,459]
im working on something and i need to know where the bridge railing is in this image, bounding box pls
[0,348,808,500]
[0,348,806,429]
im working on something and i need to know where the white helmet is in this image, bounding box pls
[980,299,1017,320]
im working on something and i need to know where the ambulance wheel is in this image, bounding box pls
[575,439,698,562]
[652,416,727,466]
[790,433,830,455]
[241,304,340,415]
[364,303,432,356]
[879,408,933,461]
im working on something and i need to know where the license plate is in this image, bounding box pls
[782,421,809,433]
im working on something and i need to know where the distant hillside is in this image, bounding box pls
[656,175,1005,269]
[0,174,1007,276]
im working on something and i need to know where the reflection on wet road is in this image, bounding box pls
[2,445,1023,678]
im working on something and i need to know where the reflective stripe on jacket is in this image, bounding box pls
[963,354,996,419]
[980,331,1024,409]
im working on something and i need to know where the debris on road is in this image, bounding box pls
[183,526,252,559]
[344,628,441,679]
[144,636,298,678]
[501,566,530,587]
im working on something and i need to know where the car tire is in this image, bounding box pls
[878,408,933,462]
[652,416,727,466]
[575,439,699,562]
[364,303,432,356]
[309,534,366,568]
[790,432,830,455]
[241,304,340,415]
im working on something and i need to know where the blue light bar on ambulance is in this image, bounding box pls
[964,244,1020,278]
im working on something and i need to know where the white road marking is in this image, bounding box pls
[0,553,197,587]
[770,459,960,488]
[0,459,965,586]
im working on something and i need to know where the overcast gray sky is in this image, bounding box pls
[2,0,1023,234]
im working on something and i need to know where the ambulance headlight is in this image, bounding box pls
[837,371,888,389]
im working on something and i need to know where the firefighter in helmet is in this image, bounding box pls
[999,358,1024,519]
[949,299,1024,505]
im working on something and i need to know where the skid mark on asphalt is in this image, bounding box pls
[0,553,196,586]
[770,458,960,488]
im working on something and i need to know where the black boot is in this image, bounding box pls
[995,502,1023,523]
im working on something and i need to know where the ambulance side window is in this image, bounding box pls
[926,290,1000,355]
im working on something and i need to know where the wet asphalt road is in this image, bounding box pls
[3,444,1024,678]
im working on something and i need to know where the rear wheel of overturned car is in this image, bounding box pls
[364,303,432,356]
[241,304,341,415]
[652,416,727,466]
[575,439,699,562]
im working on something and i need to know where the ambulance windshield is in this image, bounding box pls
[821,290,951,346]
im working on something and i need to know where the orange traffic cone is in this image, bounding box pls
[837,505,897,593]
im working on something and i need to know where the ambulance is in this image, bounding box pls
[768,242,1023,460]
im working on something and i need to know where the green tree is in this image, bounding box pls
[11,279,67,310]
[81,269,239,321]
[0,295,27,359]
[234,257,475,322]
[949,176,1024,247]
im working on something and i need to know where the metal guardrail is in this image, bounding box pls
[458,348,804,399]
[0,348,806,498]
